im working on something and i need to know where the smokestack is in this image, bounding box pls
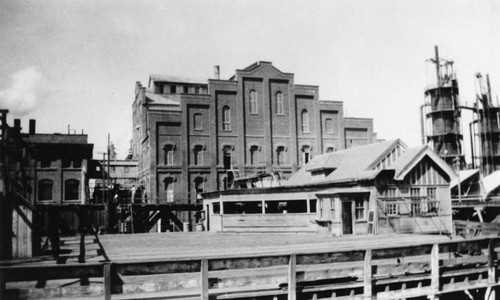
[214,65,220,80]
[29,119,36,135]
[14,119,21,129]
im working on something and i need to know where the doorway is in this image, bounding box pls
[342,201,353,235]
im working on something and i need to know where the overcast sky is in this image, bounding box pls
[0,0,499,161]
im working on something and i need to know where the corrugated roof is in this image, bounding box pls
[285,140,402,186]
[149,75,209,85]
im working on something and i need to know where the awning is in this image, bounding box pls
[481,170,500,198]
[450,169,480,189]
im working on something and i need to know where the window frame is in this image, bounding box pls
[38,179,54,201]
[301,109,310,133]
[165,145,175,165]
[275,91,284,115]
[64,179,80,201]
[222,106,231,131]
[325,118,334,134]
[249,90,258,114]
[193,113,203,131]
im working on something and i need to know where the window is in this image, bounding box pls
[193,145,204,166]
[156,84,164,94]
[222,106,231,131]
[38,179,53,201]
[194,113,203,130]
[276,146,285,166]
[325,118,334,134]
[326,146,335,153]
[222,146,232,169]
[383,188,398,216]
[249,90,258,114]
[165,178,174,202]
[213,202,221,214]
[309,199,317,213]
[171,85,177,94]
[40,159,52,168]
[302,145,311,164]
[355,197,366,220]
[265,200,308,214]
[410,188,421,215]
[195,86,200,94]
[223,201,262,214]
[427,187,438,213]
[275,91,284,115]
[249,145,259,165]
[194,177,204,199]
[319,198,324,219]
[64,179,80,201]
[165,145,175,165]
[301,110,310,133]
[330,198,336,220]
[183,86,189,94]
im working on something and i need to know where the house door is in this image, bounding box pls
[342,201,353,235]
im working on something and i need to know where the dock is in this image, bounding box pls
[2,232,500,299]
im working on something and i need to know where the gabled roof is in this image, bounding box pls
[285,140,405,186]
[390,145,456,181]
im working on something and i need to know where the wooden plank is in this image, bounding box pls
[104,263,111,300]
[0,263,103,282]
[201,259,209,300]
[288,254,296,300]
[430,243,439,295]
[115,260,201,276]
[372,244,433,260]
[210,255,288,271]
[364,249,372,299]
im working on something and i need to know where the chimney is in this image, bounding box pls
[214,65,220,80]
[29,119,36,135]
[14,119,21,129]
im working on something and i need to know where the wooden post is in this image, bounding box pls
[364,249,372,299]
[103,263,111,300]
[288,254,296,300]
[430,244,440,299]
[79,232,86,263]
[201,259,209,300]
[487,239,497,300]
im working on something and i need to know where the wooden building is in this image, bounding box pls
[203,139,456,235]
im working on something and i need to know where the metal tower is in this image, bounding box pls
[422,46,465,169]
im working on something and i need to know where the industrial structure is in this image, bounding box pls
[132,61,377,225]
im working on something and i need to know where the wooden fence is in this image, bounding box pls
[1,236,500,299]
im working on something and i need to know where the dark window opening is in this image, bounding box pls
[171,85,177,94]
[213,202,221,214]
[64,179,80,200]
[223,201,262,214]
[309,199,317,213]
[41,159,52,168]
[38,179,53,201]
[183,86,189,93]
[223,147,232,169]
[265,200,308,214]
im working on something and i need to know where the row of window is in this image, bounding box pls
[318,198,367,221]
[157,84,206,95]
[381,187,438,216]
[40,159,82,169]
[162,145,289,166]
[212,199,317,215]
[38,179,80,201]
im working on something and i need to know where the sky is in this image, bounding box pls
[0,0,499,162]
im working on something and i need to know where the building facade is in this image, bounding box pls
[132,62,376,209]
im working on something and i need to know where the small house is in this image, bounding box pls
[203,140,456,235]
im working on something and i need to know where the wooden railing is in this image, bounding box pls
[1,237,500,299]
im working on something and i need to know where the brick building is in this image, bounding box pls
[132,61,376,209]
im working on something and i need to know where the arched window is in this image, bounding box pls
[222,106,231,131]
[164,144,175,165]
[194,177,204,199]
[326,146,336,153]
[275,91,284,115]
[276,146,285,166]
[193,145,204,166]
[38,179,53,201]
[164,177,174,202]
[193,113,203,130]
[249,145,259,165]
[249,90,258,114]
[325,118,334,134]
[301,110,310,133]
[64,179,80,200]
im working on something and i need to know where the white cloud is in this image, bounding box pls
[0,66,42,116]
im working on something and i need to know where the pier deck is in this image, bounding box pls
[2,232,500,300]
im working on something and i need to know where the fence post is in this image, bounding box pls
[104,263,111,300]
[201,259,209,300]
[487,239,497,300]
[364,249,372,299]
[288,254,296,300]
[430,243,440,299]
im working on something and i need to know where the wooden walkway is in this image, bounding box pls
[2,232,500,299]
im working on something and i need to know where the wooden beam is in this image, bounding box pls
[488,239,497,300]
[201,259,209,300]
[364,249,372,300]
[288,254,296,300]
[103,263,111,300]
[1,263,103,282]
[115,260,200,276]
[430,243,440,298]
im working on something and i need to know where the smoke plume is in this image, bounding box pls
[0,67,42,116]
